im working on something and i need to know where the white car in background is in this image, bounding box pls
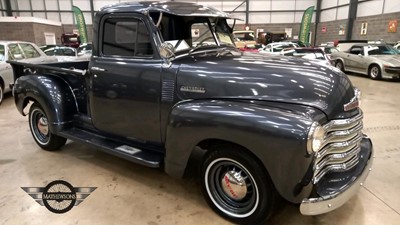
[259,42,299,54]
[280,47,332,66]
[0,41,57,104]
[44,46,90,62]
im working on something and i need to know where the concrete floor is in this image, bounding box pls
[0,73,399,225]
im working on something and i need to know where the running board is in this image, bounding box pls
[59,128,163,168]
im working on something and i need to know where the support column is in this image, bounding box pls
[5,0,12,16]
[313,0,321,46]
[90,0,95,22]
[346,0,358,40]
[245,0,249,25]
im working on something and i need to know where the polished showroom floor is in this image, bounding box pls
[0,73,399,225]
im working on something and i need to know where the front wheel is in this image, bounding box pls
[201,146,278,225]
[369,65,382,80]
[29,103,67,151]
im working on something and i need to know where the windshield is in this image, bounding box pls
[153,13,235,54]
[77,43,92,54]
[367,45,399,55]
[268,44,298,52]
[325,47,338,54]
[233,32,255,41]
[0,44,5,61]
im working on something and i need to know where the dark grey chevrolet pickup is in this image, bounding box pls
[10,1,373,224]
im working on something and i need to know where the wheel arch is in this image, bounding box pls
[368,63,381,71]
[13,74,78,133]
[183,138,267,179]
[164,99,315,203]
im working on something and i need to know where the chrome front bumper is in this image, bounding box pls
[300,139,373,216]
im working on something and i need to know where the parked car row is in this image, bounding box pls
[0,41,58,104]
[237,39,400,81]
[238,41,334,67]
[0,41,92,104]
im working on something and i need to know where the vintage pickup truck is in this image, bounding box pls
[10,2,373,224]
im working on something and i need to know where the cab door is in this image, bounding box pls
[89,14,162,144]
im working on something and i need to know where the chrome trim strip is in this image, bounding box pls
[323,111,363,131]
[313,154,359,184]
[316,135,362,159]
[300,151,373,215]
[313,111,364,184]
[315,145,360,169]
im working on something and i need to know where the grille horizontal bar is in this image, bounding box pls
[313,111,363,184]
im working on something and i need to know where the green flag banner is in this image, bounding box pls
[72,6,88,43]
[299,6,314,45]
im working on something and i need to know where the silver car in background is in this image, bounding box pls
[0,41,57,104]
[332,44,400,80]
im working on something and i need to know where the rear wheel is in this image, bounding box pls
[29,103,67,151]
[201,145,278,225]
[369,65,382,80]
[335,60,345,72]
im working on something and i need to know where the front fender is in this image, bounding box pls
[13,74,77,132]
[165,99,323,203]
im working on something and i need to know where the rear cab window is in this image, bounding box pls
[102,17,154,58]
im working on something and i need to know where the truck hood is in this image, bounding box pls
[370,55,400,66]
[174,51,356,119]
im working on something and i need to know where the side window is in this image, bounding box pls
[8,44,25,60]
[350,47,362,55]
[20,44,41,58]
[102,17,153,57]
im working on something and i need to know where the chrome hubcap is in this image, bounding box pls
[371,67,378,77]
[221,170,247,201]
[37,117,49,136]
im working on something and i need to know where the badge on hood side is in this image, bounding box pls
[180,86,206,93]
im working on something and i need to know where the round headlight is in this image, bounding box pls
[307,122,326,155]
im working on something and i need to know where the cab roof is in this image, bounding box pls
[99,1,233,18]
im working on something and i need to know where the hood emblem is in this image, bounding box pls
[180,86,206,93]
[343,95,359,111]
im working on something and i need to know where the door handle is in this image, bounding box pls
[91,67,107,72]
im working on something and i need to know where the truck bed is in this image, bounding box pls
[10,60,90,114]
[10,60,89,80]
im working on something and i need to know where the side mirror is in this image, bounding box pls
[159,42,175,60]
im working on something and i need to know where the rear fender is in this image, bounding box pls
[13,74,78,132]
[164,99,318,203]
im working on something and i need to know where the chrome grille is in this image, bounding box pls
[313,112,363,184]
